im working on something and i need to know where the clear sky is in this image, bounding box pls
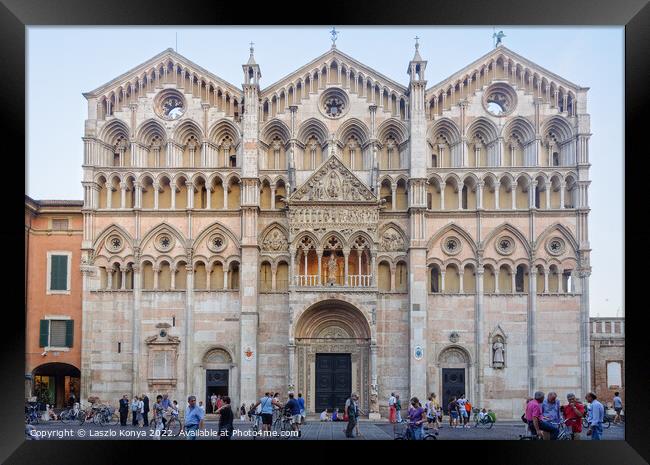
[26,26,623,317]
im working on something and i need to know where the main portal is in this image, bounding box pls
[314,353,351,412]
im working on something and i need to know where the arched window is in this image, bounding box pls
[430,266,440,293]
[552,152,560,166]
[431,153,438,168]
[515,265,525,292]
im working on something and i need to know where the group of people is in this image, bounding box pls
[524,390,610,440]
[249,391,306,437]
[447,394,473,428]
[118,393,180,429]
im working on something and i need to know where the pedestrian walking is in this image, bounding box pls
[388,392,397,423]
[344,393,359,438]
[448,396,460,428]
[142,394,150,427]
[119,395,129,426]
[130,396,140,426]
[297,392,306,425]
[425,393,440,433]
[395,394,403,423]
[184,395,205,440]
[198,401,206,415]
[152,395,164,441]
[457,394,469,428]
[585,392,604,440]
[215,396,234,440]
[161,394,171,427]
[240,403,247,421]
[216,394,223,411]
[563,393,585,440]
[612,392,623,424]
[253,392,282,433]
[408,397,427,440]
[210,393,218,414]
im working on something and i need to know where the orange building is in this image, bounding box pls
[25,196,83,408]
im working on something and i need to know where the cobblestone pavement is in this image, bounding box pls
[28,419,625,440]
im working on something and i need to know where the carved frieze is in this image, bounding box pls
[380,227,405,252]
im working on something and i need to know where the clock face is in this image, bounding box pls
[161,96,185,120]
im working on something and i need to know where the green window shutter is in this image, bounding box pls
[50,255,68,291]
[39,320,49,347]
[65,320,74,347]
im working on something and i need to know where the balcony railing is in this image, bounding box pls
[294,274,373,288]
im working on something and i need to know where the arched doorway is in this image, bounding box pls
[32,363,80,409]
[437,346,471,414]
[293,300,371,415]
[199,348,237,414]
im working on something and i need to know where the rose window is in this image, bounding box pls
[207,233,227,253]
[495,236,515,255]
[546,237,566,256]
[442,236,462,255]
[483,83,517,117]
[106,234,124,253]
[154,90,186,121]
[324,96,345,117]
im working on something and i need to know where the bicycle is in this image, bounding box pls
[582,415,611,429]
[60,405,85,425]
[156,413,182,437]
[394,421,437,440]
[272,411,293,437]
[25,404,40,425]
[95,405,119,426]
[550,419,573,440]
[472,409,495,429]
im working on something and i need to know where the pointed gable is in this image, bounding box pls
[83,48,242,100]
[425,45,587,102]
[289,155,377,204]
[261,47,408,99]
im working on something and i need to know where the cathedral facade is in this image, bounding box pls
[79,41,591,419]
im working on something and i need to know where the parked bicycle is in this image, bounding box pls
[25,403,40,425]
[582,414,611,429]
[472,408,495,429]
[60,403,84,425]
[550,419,573,440]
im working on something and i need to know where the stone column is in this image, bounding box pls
[475,265,484,408]
[459,269,464,293]
[370,253,377,286]
[288,343,296,389]
[579,270,591,396]
[439,182,446,210]
[390,265,396,291]
[511,271,516,294]
[153,182,159,210]
[120,266,127,290]
[545,186,551,209]
[343,249,349,286]
[153,266,159,290]
[560,182,566,209]
[528,268,538,395]
[511,184,516,210]
[317,250,323,285]
[440,271,446,293]
[223,269,228,290]
[543,270,549,293]
[391,183,397,211]
[120,182,127,209]
[271,267,277,291]
[477,181,484,209]
[185,264,194,396]
[270,185,276,210]
[494,269,500,294]
[170,266,176,289]
[494,181,500,210]
[106,268,113,289]
[458,185,463,210]
[131,264,141,395]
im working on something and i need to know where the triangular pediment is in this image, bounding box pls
[83,48,242,99]
[426,45,586,99]
[289,155,377,203]
[261,47,408,98]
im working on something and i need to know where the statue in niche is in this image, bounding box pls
[370,384,379,413]
[327,254,338,284]
[492,338,505,368]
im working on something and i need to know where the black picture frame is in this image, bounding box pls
[3,0,647,462]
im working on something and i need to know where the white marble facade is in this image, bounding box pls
[79,41,591,419]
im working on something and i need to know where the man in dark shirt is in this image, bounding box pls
[142,394,150,427]
[215,396,234,440]
[118,395,129,426]
[285,392,302,437]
